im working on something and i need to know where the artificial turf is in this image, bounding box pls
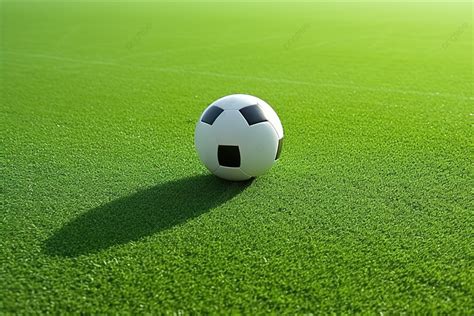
[1,1,473,313]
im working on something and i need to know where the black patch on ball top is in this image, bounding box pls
[201,106,224,125]
[239,105,267,126]
[218,145,241,167]
[275,138,283,160]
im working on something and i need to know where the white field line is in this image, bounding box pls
[3,50,473,101]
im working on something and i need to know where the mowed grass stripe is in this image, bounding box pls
[3,50,472,101]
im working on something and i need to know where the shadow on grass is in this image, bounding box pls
[44,175,251,257]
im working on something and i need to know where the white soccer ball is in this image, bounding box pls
[195,94,284,181]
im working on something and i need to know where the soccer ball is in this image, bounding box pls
[195,94,284,181]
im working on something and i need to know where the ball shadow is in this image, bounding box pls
[44,175,251,257]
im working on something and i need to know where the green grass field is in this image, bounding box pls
[1,1,473,313]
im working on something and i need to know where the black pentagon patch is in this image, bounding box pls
[239,105,267,126]
[201,106,224,125]
[275,137,283,160]
[218,145,240,167]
